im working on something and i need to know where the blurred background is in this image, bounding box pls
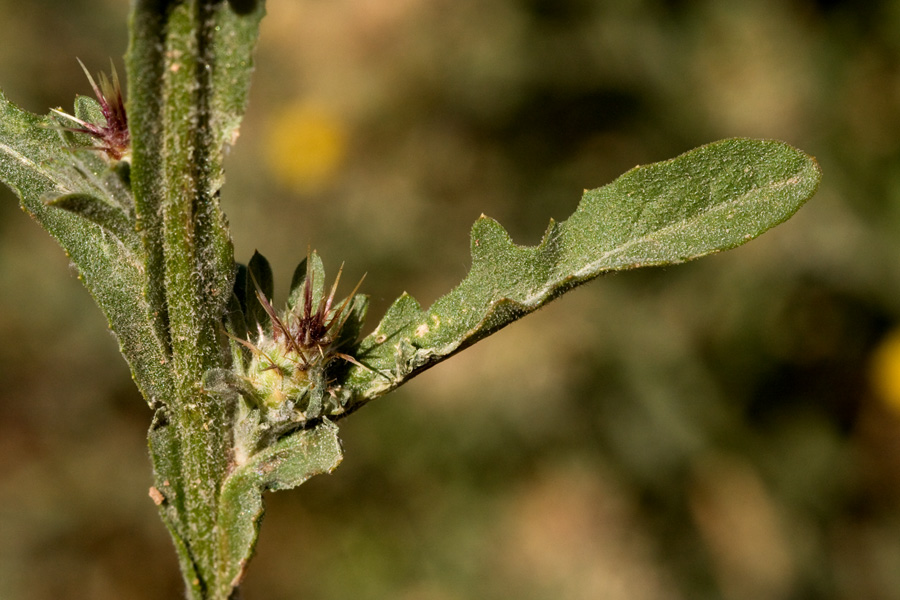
[2,0,900,598]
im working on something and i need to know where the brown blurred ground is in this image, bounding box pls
[3,0,900,598]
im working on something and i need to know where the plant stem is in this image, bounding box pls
[128,1,237,597]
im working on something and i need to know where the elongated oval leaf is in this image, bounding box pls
[245,250,274,332]
[0,90,173,407]
[344,138,821,405]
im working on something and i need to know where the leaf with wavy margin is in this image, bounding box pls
[342,138,821,407]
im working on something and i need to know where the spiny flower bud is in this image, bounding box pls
[52,59,130,162]
[235,256,367,423]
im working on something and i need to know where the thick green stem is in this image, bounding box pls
[128,1,244,597]
[162,2,232,594]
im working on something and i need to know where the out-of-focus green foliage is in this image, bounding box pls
[0,1,898,599]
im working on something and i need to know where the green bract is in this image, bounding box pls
[219,251,368,429]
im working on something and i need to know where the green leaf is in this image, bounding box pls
[215,420,343,596]
[147,409,202,597]
[0,90,173,407]
[288,255,309,299]
[227,264,251,346]
[335,293,370,351]
[46,193,141,251]
[245,250,274,333]
[344,138,821,405]
[287,251,327,311]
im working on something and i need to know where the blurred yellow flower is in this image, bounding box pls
[263,101,348,192]
[870,329,900,413]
